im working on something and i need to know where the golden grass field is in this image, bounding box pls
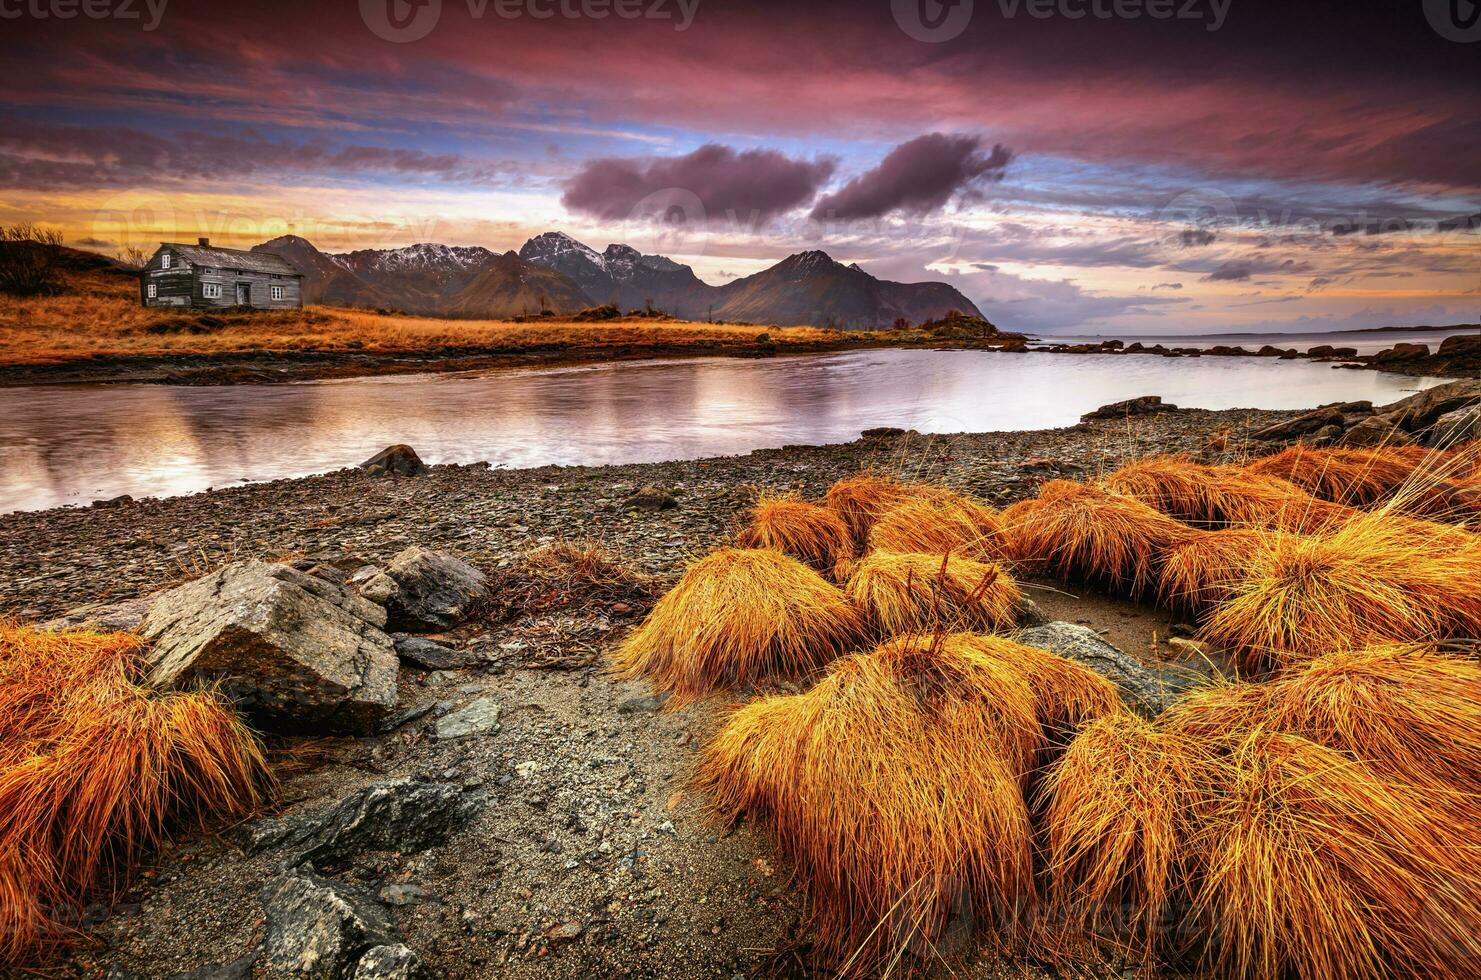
[0,267,849,368]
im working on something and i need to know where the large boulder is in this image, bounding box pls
[1437,334,1481,358]
[139,562,397,735]
[1340,414,1413,448]
[352,946,429,980]
[362,547,488,632]
[1427,405,1481,447]
[1250,405,1345,440]
[1014,622,1199,717]
[260,867,396,979]
[359,445,427,477]
[1381,379,1481,432]
[1372,342,1431,364]
[1080,395,1178,422]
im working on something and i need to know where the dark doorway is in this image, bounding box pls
[235,283,250,305]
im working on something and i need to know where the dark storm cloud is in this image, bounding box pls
[810,135,1013,221]
[561,145,836,223]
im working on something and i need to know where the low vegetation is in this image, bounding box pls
[0,623,270,964]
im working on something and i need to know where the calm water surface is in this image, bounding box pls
[0,349,1446,513]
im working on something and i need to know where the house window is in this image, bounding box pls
[203,283,222,299]
[271,285,285,301]
[147,283,157,298]
[161,253,171,269]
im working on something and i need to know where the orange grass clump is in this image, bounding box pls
[611,548,860,706]
[736,492,856,576]
[694,633,1116,969]
[1103,456,1356,533]
[1003,481,1196,595]
[823,472,918,545]
[1198,514,1481,672]
[0,623,270,964]
[1185,730,1481,979]
[865,494,1010,562]
[1039,710,1201,963]
[844,551,1022,637]
[1156,528,1272,613]
[1245,443,1437,507]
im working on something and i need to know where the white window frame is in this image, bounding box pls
[203,283,222,299]
[271,284,285,301]
[147,283,157,298]
[161,253,171,269]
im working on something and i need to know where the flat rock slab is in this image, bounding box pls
[139,561,397,735]
[431,697,502,740]
[391,634,486,670]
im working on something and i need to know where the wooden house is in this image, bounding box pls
[140,238,303,310]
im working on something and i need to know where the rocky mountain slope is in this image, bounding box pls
[253,233,984,329]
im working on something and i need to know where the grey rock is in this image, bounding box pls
[616,694,668,715]
[1426,405,1481,447]
[378,884,426,907]
[1382,379,1481,431]
[260,866,395,979]
[358,573,399,607]
[139,562,397,735]
[620,484,678,510]
[391,634,485,670]
[352,945,429,980]
[1080,395,1177,422]
[296,778,485,868]
[42,595,155,633]
[1250,405,1344,440]
[1015,595,1048,628]
[1339,414,1413,448]
[358,445,427,477]
[1014,621,1197,716]
[379,547,488,631]
[1372,342,1430,364]
[432,697,502,740]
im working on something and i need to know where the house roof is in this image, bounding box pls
[160,242,301,277]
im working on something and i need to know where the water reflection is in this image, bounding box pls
[0,350,1444,513]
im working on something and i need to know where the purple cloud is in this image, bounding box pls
[561,144,836,223]
[810,134,1013,221]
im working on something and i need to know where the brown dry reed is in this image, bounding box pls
[1197,513,1481,672]
[1156,528,1272,614]
[1004,480,1196,596]
[694,633,1119,972]
[736,493,856,577]
[0,623,270,964]
[865,494,1010,563]
[823,472,918,546]
[844,551,1021,638]
[1103,455,1355,533]
[611,548,860,707]
[1246,443,1439,508]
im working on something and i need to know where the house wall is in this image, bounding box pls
[140,248,303,310]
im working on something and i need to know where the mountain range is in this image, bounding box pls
[252,232,983,329]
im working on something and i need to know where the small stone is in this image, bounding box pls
[432,698,502,740]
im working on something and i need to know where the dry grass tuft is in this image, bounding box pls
[0,623,270,964]
[1003,481,1196,595]
[1157,528,1271,614]
[1040,710,1200,962]
[611,548,860,706]
[1103,456,1356,533]
[1185,730,1481,979]
[865,494,1010,563]
[844,552,1022,638]
[1198,514,1481,672]
[737,493,856,576]
[1246,444,1435,507]
[695,632,1116,970]
[823,472,918,545]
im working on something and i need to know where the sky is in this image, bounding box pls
[1,0,1478,335]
